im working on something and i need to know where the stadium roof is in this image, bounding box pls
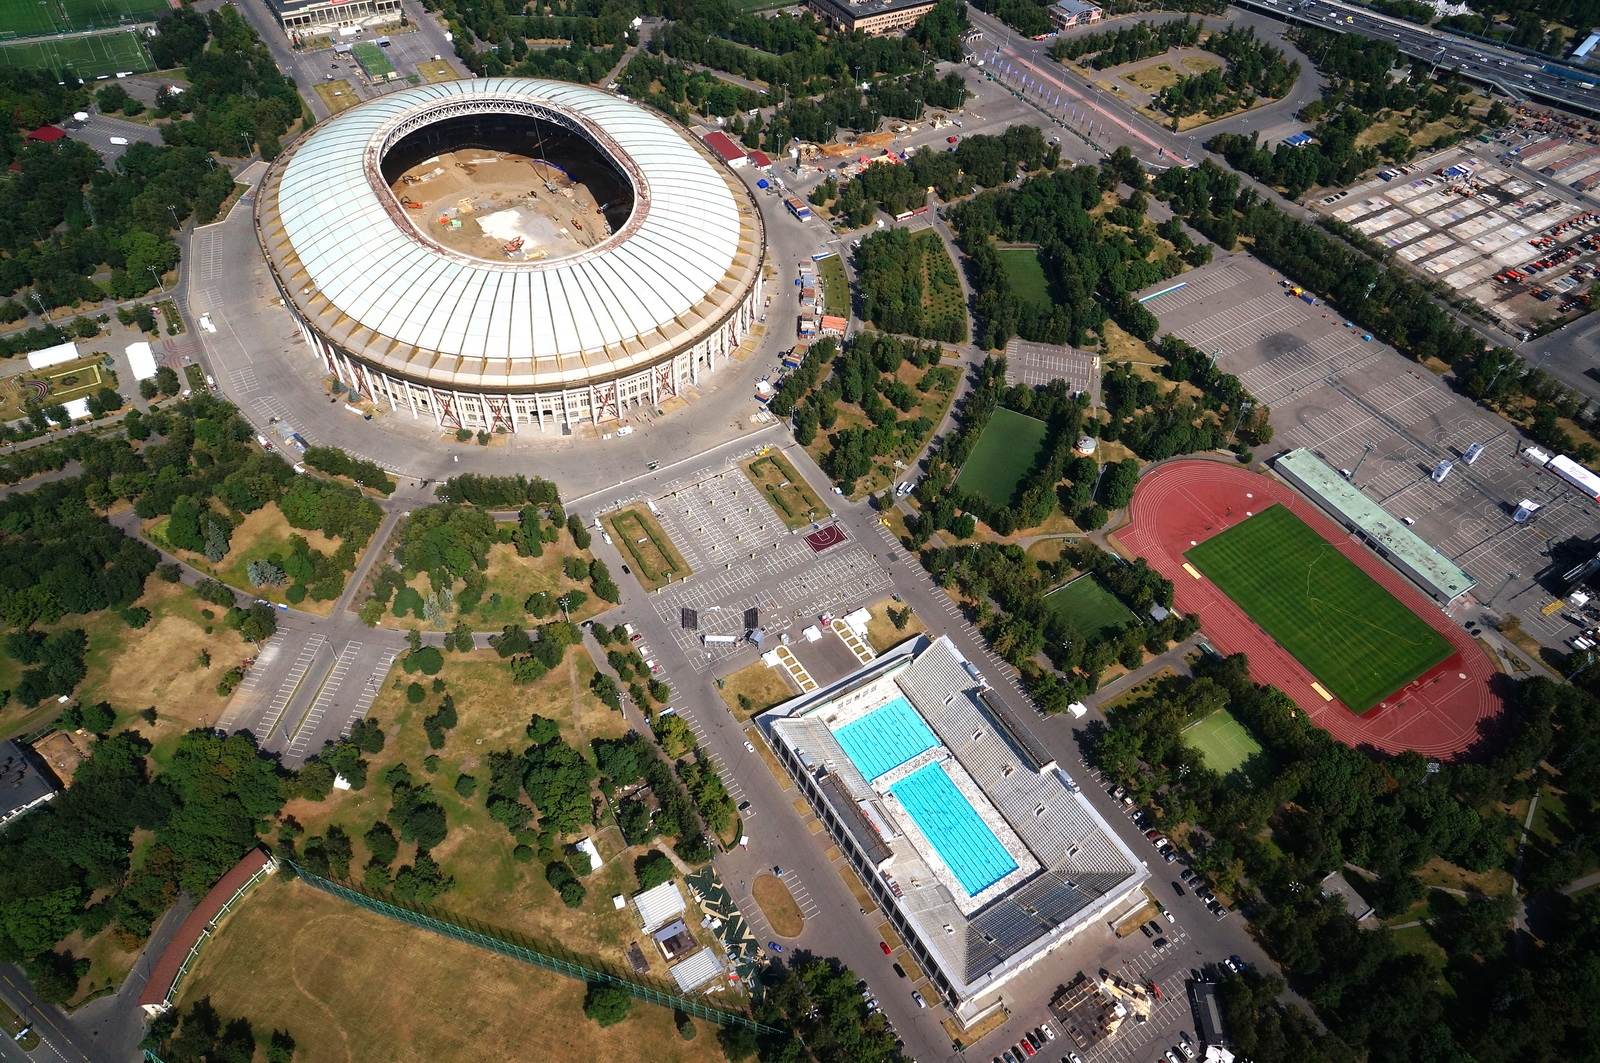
[257,78,761,391]
[1275,449,1475,603]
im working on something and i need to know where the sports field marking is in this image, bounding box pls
[1185,504,1451,713]
[0,28,152,77]
[1182,563,1201,579]
[1311,682,1333,701]
[1181,708,1263,776]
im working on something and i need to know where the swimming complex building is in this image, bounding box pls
[762,636,1147,1023]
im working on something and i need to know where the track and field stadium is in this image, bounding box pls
[254,78,765,434]
[1118,460,1503,758]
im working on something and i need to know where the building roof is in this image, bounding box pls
[1051,0,1101,13]
[0,740,57,821]
[749,150,773,168]
[652,919,697,959]
[1192,981,1229,1046]
[808,0,937,26]
[668,946,725,992]
[257,78,762,392]
[27,126,66,143]
[632,879,688,932]
[137,849,273,1011]
[1275,448,1475,602]
[702,130,747,163]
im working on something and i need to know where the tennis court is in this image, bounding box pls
[1043,574,1135,640]
[1,0,171,37]
[0,29,152,77]
[1182,709,1262,776]
[953,407,1050,508]
[1185,504,1451,713]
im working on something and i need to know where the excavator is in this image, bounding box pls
[504,236,524,253]
[401,198,424,209]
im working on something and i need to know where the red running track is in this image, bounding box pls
[1118,461,1504,759]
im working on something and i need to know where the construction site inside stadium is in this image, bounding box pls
[255,78,765,435]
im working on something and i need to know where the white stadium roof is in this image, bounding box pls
[256,78,761,391]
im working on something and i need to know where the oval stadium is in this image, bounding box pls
[254,77,765,434]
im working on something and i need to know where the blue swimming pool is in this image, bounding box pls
[833,695,939,781]
[889,761,1018,896]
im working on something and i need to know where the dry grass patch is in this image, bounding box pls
[604,508,689,591]
[313,79,361,114]
[718,660,797,720]
[416,59,459,83]
[180,875,726,1063]
[862,598,924,653]
[1413,857,1514,898]
[1125,62,1181,92]
[741,451,827,530]
[56,923,139,1006]
[149,504,344,616]
[752,873,804,938]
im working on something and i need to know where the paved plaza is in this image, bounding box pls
[1145,256,1598,644]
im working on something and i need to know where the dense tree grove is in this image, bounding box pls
[854,228,968,343]
[1097,653,1600,1063]
[733,955,906,1063]
[0,9,301,320]
[1157,25,1298,121]
[952,150,1186,350]
[0,730,286,1002]
[1051,16,1204,69]
[142,998,297,1063]
[593,731,710,864]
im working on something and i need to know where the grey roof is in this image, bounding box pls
[257,78,763,391]
[1274,449,1476,601]
[668,946,724,993]
[1052,0,1102,14]
[0,740,57,821]
[767,638,1145,1004]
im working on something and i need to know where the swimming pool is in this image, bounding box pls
[833,695,939,781]
[889,761,1018,897]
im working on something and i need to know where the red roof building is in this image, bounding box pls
[26,126,66,143]
[749,150,773,169]
[137,849,275,1016]
[702,130,748,168]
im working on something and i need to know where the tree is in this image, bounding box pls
[582,982,633,1027]
[634,851,675,891]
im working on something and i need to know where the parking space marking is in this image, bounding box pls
[779,868,821,921]
[253,635,326,744]
[1174,293,1308,355]
[1142,263,1245,310]
[285,641,362,758]
[342,648,399,736]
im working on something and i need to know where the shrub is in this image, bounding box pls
[454,773,477,798]
[286,583,307,604]
[406,682,425,704]
[120,606,152,629]
[582,983,632,1027]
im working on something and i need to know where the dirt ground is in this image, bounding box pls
[751,873,804,938]
[716,660,797,720]
[179,875,728,1063]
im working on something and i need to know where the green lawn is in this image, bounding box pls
[1185,505,1452,713]
[953,407,1049,508]
[1043,573,1134,641]
[0,0,170,38]
[816,254,850,319]
[1182,708,1263,776]
[0,29,152,77]
[997,247,1051,308]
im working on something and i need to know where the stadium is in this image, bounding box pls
[254,78,765,433]
[762,637,1146,1023]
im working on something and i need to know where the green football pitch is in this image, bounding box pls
[1182,709,1263,776]
[0,0,172,38]
[954,407,1049,508]
[353,41,396,79]
[1185,504,1451,713]
[997,248,1051,308]
[1044,574,1134,640]
[0,28,152,77]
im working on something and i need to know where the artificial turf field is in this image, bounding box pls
[996,248,1051,308]
[1044,574,1135,640]
[1185,504,1452,713]
[0,0,172,37]
[954,407,1049,508]
[0,29,152,77]
[1182,709,1263,775]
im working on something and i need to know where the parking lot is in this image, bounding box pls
[1307,145,1600,332]
[629,455,895,674]
[1145,255,1599,645]
[1005,338,1100,399]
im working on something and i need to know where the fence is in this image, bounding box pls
[288,862,780,1035]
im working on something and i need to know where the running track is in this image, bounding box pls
[1119,461,1504,759]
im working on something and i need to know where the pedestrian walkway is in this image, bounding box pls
[771,644,817,692]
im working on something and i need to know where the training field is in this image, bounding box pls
[955,407,1050,508]
[1182,709,1263,775]
[1044,574,1134,640]
[1185,505,1451,713]
[0,29,152,77]
[1,0,172,38]
[353,40,396,79]
[997,248,1050,308]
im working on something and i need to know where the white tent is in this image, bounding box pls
[632,879,687,933]
[125,342,158,381]
[26,341,78,369]
[53,398,91,423]
[668,947,724,992]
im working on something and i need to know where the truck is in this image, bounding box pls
[1299,291,1317,305]
[784,197,812,221]
[702,634,738,646]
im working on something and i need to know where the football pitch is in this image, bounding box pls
[997,248,1050,308]
[0,28,152,77]
[1044,574,1134,640]
[954,407,1049,508]
[0,0,172,38]
[1182,709,1262,776]
[1185,504,1451,713]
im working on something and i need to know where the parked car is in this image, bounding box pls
[1140,923,1154,938]
[880,941,892,955]
[892,962,906,978]
[911,990,927,1008]
[1172,881,1185,897]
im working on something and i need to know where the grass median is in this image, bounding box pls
[604,508,689,591]
[741,452,826,531]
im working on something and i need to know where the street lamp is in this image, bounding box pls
[28,291,48,322]
[238,132,252,157]
[147,265,164,294]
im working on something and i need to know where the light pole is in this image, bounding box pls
[238,132,252,157]
[167,204,181,230]
[147,265,164,294]
[29,291,48,322]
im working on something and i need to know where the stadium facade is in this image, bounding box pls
[762,637,1147,1023]
[254,78,765,434]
